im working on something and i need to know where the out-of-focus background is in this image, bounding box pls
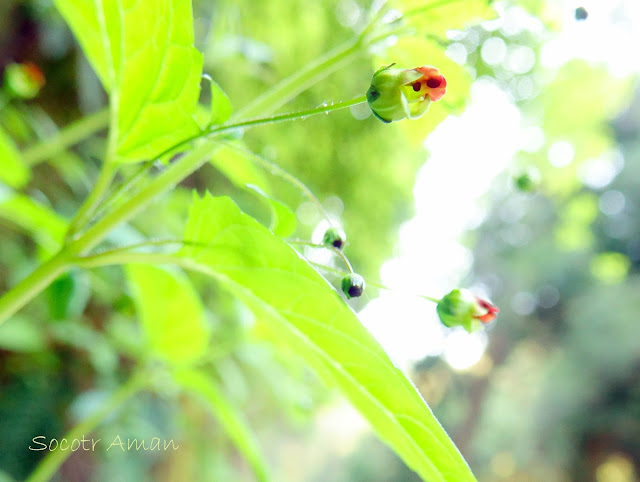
[1,0,639,480]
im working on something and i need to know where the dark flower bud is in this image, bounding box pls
[575,7,588,21]
[341,273,365,299]
[322,227,347,250]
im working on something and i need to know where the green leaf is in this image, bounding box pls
[172,368,271,482]
[180,193,475,481]
[46,270,91,320]
[210,143,272,194]
[126,264,209,365]
[204,74,233,125]
[55,0,203,162]
[209,144,295,236]
[245,184,296,237]
[0,191,67,253]
[0,127,30,188]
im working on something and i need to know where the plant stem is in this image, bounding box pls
[80,238,209,259]
[95,96,367,218]
[0,95,365,325]
[26,371,148,482]
[65,161,117,240]
[70,141,219,256]
[309,262,441,303]
[208,96,366,135]
[75,251,202,271]
[234,39,363,119]
[72,95,367,250]
[221,141,334,226]
[288,240,354,274]
[21,109,110,166]
[0,251,72,325]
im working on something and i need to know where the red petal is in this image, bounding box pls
[474,298,499,324]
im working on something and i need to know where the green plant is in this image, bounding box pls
[0,0,499,480]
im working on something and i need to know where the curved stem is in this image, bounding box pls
[80,238,209,259]
[71,95,366,251]
[0,95,364,324]
[75,251,200,270]
[208,95,366,136]
[0,252,72,325]
[309,262,441,303]
[234,39,363,119]
[92,159,155,222]
[26,371,148,482]
[69,140,219,256]
[65,161,117,240]
[91,96,366,221]
[288,240,354,274]
[21,109,110,166]
[221,141,334,226]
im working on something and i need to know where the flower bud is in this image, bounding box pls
[341,273,365,299]
[4,62,45,99]
[366,64,447,123]
[575,7,588,21]
[322,227,347,250]
[436,289,499,332]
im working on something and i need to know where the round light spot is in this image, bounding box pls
[505,45,536,74]
[443,329,488,371]
[536,285,560,309]
[548,141,575,167]
[519,126,545,152]
[578,158,619,189]
[599,190,625,215]
[445,43,468,65]
[511,291,536,315]
[481,37,507,65]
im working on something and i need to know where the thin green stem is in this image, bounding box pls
[65,161,117,240]
[0,251,72,325]
[26,371,149,482]
[288,240,354,274]
[0,95,364,324]
[92,96,366,220]
[234,39,363,119]
[221,141,334,226]
[91,159,155,223]
[69,140,220,256]
[75,246,442,306]
[21,109,110,166]
[81,238,209,260]
[209,95,366,136]
[75,251,203,271]
[309,262,441,303]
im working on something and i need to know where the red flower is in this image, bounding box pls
[4,62,46,99]
[437,289,500,332]
[366,64,447,123]
[413,66,447,102]
[22,62,46,89]
[474,297,500,324]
